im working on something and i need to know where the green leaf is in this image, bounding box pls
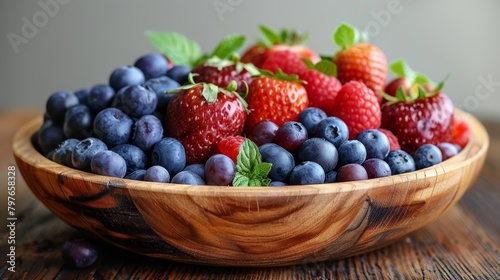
[314,59,337,77]
[210,34,246,60]
[390,59,416,84]
[146,31,202,67]
[259,25,281,45]
[415,73,430,85]
[333,23,358,49]
[233,139,272,187]
[302,58,315,69]
[417,85,427,99]
[202,83,219,103]
[395,86,407,101]
[432,74,450,94]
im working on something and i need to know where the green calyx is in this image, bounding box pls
[202,55,261,76]
[257,24,309,47]
[332,22,368,50]
[303,58,337,77]
[259,68,305,84]
[232,138,272,187]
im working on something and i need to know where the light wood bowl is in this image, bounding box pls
[12,109,488,267]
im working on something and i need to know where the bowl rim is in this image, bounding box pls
[12,109,489,197]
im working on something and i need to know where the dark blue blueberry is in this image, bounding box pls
[269,181,287,187]
[71,137,108,171]
[259,143,295,182]
[437,142,459,160]
[110,85,129,109]
[274,121,308,152]
[384,150,416,175]
[62,236,99,269]
[313,116,349,149]
[325,170,337,183]
[74,88,90,106]
[63,104,94,139]
[125,169,146,181]
[109,65,145,92]
[166,65,191,85]
[87,84,115,113]
[299,107,327,135]
[120,85,158,118]
[52,138,80,167]
[111,144,147,174]
[45,91,79,124]
[204,154,236,186]
[151,137,186,175]
[362,158,392,178]
[288,161,325,185]
[413,144,443,170]
[93,108,133,147]
[355,129,390,160]
[38,123,65,156]
[144,165,170,183]
[171,171,205,185]
[338,140,367,166]
[249,120,279,146]
[131,114,164,152]
[336,164,368,182]
[90,150,127,178]
[183,164,205,180]
[134,53,170,79]
[143,76,180,113]
[297,138,338,173]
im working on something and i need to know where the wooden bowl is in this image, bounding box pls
[12,109,488,267]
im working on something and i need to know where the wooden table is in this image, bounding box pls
[1,110,499,279]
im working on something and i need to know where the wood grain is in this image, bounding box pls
[9,109,490,267]
[0,110,498,279]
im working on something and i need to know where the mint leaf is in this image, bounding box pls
[146,31,202,67]
[202,83,219,103]
[211,34,246,60]
[233,139,272,187]
[314,59,337,77]
[333,23,358,49]
[259,25,281,45]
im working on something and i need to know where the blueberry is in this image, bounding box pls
[46,91,79,124]
[144,165,170,183]
[437,142,459,161]
[288,161,325,185]
[296,138,338,173]
[269,181,287,187]
[166,65,191,85]
[63,104,94,139]
[355,129,390,160]
[143,76,180,113]
[120,85,158,118]
[125,169,146,181]
[171,171,205,185]
[109,65,145,92]
[52,138,80,167]
[93,108,133,147]
[131,114,164,152]
[151,137,186,175]
[87,84,115,113]
[74,88,90,106]
[183,164,205,180]
[338,140,367,166]
[204,154,236,186]
[71,137,108,171]
[134,53,170,79]
[62,236,99,268]
[259,143,295,182]
[274,121,308,152]
[362,158,392,178]
[249,120,279,146]
[299,107,327,135]
[111,144,147,174]
[325,170,337,183]
[313,116,349,149]
[38,124,65,156]
[384,150,416,175]
[336,164,368,182]
[413,144,443,170]
[110,85,129,109]
[90,150,127,178]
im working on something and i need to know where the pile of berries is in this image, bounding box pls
[34,23,469,187]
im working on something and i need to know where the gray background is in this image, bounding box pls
[1,0,499,120]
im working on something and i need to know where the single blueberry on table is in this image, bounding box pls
[71,137,108,171]
[355,129,390,160]
[151,137,186,175]
[120,85,158,118]
[204,154,236,186]
[131,114,164,152]
[298,107,327,135]
[166,65,191,85]
[45,91,79,124]
[313,116,349,149]
[296,137,338,173]
[62,236,99,269]
[144,165,171,183]
[87,84,115,113]
[52,138,80,168]
[384,149,416,175]
[338,140,367,166]
[171,171,205,185]
[93,108,133,147]
[259,143,295,182]
[413,144,443,170]
[63,104,94,140]
[90,150,127,178]
[288,161,326,185]
[134,53,170,79]
[110,144,147,174]
[109,65,145,92]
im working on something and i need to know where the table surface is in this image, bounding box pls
[0,110,499,280]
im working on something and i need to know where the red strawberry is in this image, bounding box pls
[245,70,309,133]
[332,23,387,103]
[376,128,401,151]
[450,114,470,149]
[380,83,454,153]
[241,25,320,68]
[165,78,247,164]
[215,135,246,164]
[301,60,342,114]
[331,81,381,139]
[260,50,308,76]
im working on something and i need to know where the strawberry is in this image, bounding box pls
[376,128,401,151]
[383,59,434,98]
[331,81,381,139]
[215,135,246,164]
[241,25,320,68]
[331,23,387,103]
[301,59,341,114]
[449,114,470,149]
[380,80,454,154]
[165,77,247,164]
[245,70,309,133]
[260,50,308,76]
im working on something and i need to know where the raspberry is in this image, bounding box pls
[216,135,246,164]
[260,50,308,76]
[449,115,470,149]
